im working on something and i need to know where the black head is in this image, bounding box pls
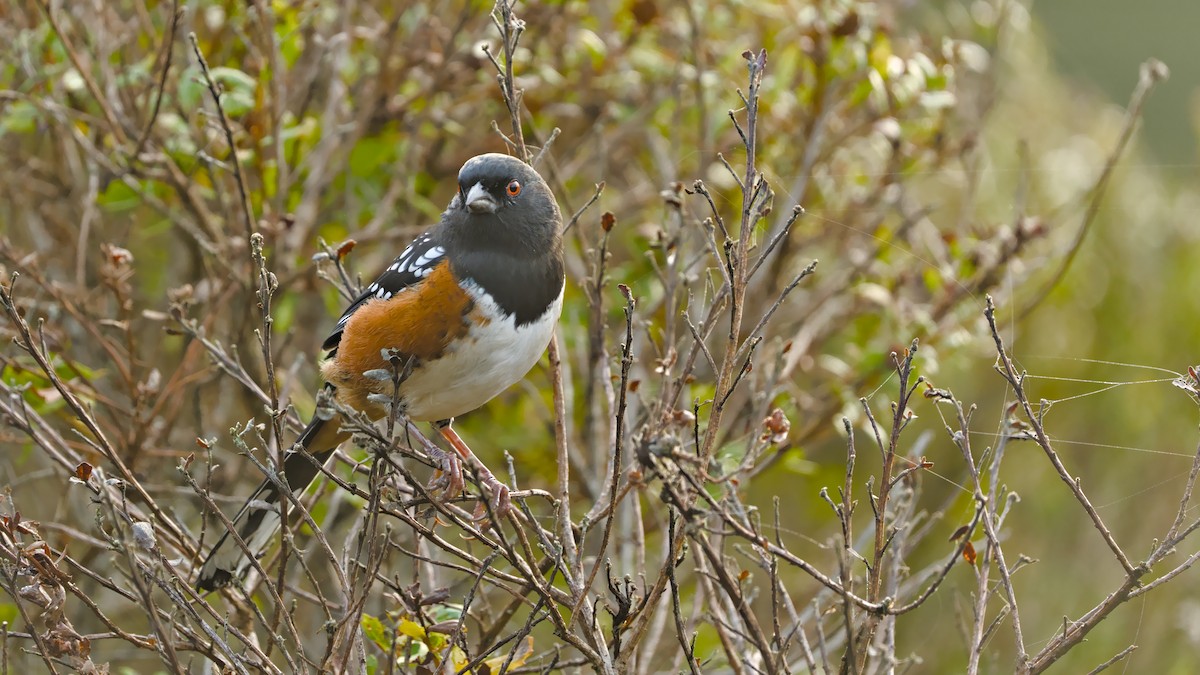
[437,153,565,324]
[441,153,562,255]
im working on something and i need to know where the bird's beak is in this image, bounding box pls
[465,183,498,214]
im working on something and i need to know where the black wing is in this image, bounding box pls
[321,232,446,354]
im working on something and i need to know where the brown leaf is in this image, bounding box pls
[948,525,970,542]
[337,239,357,259]
[963,540,977,565]
[601,211,616,232]
[832,10,860,37]
[630,0,658,25]
[427,620,459,635]
[760,408,790,444]
[74,462,93,481]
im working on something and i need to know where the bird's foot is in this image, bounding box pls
[437,422,512,522]
[427,445,465,503]
[471,465,512,522]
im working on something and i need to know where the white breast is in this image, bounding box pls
[401,282,563,422]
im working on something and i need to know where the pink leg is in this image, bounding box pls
[437,423,511,518]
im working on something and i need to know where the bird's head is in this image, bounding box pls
[444,153,562,254]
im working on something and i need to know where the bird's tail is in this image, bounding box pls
[195,410,350,592]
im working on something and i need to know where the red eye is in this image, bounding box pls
[506,180,521,197]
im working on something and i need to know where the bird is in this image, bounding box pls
[195,153,564,592]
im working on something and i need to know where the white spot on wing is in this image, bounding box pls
[415,246,444,266]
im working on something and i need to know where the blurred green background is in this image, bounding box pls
[894,0,1200,670]
[1037,0,1199,171]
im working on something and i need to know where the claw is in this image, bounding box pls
[437,422,513,522]
[467,473,511,526]
[489,479,511,517]
[427,445,465,501]
[472,474,511,523]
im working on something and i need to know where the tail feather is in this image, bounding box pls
[195,413,350,592]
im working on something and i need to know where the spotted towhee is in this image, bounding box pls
[196,153,564,591]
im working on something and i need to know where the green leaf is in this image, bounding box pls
[177,65,257,117]
[208,66,257,93]
[99,180,143,213]
[361,613,392,652]
[178,65,205,110]
[431,603,463,623]
[279,115,319,143]
[220,89,256,117]
[0,100,39,137]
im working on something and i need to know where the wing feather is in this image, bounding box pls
[321,232,445,354]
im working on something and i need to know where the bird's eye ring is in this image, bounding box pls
[506,179,522,197]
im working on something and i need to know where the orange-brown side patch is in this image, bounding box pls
[320,262,473,415]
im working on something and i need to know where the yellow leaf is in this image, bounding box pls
[397,618,426,641]
[869,36,893,74]
[483,636,534,671]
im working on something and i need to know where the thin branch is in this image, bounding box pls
[985,297,1137,576]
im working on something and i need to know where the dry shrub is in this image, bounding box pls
[0,1,1187,673]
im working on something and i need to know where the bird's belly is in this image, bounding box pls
[402,287,562,422]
